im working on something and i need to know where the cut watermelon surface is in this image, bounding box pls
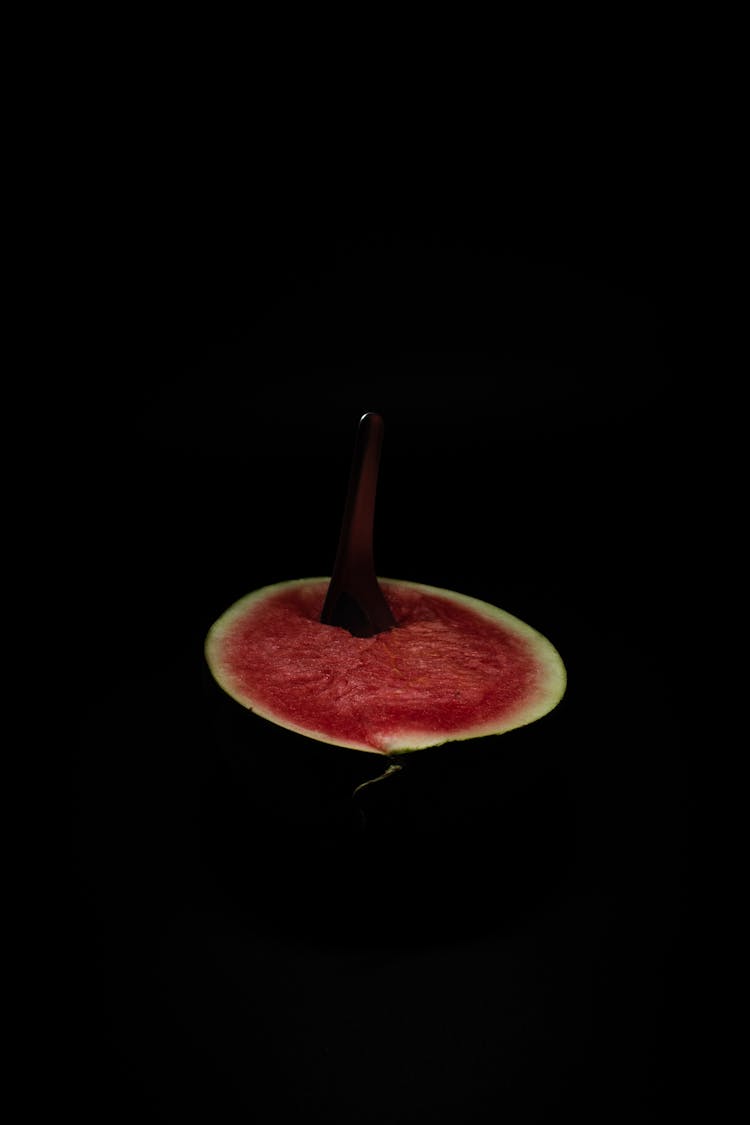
[205,578,566,755]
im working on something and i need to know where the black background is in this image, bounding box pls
[65,150,699,1124]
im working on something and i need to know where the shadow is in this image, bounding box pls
[199,688,577,951]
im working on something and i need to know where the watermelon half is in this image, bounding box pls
[205,578,566,756]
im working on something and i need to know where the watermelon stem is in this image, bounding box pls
[352,761,402,798]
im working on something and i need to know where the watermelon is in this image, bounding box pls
[205,577,566,756]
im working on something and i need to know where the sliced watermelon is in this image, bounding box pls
[205,578,566,756]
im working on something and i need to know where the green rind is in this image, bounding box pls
[204,577,567,756]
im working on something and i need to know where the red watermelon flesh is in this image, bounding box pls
[205,578,566,756]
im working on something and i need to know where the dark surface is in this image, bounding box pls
[66,196,698,1122]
